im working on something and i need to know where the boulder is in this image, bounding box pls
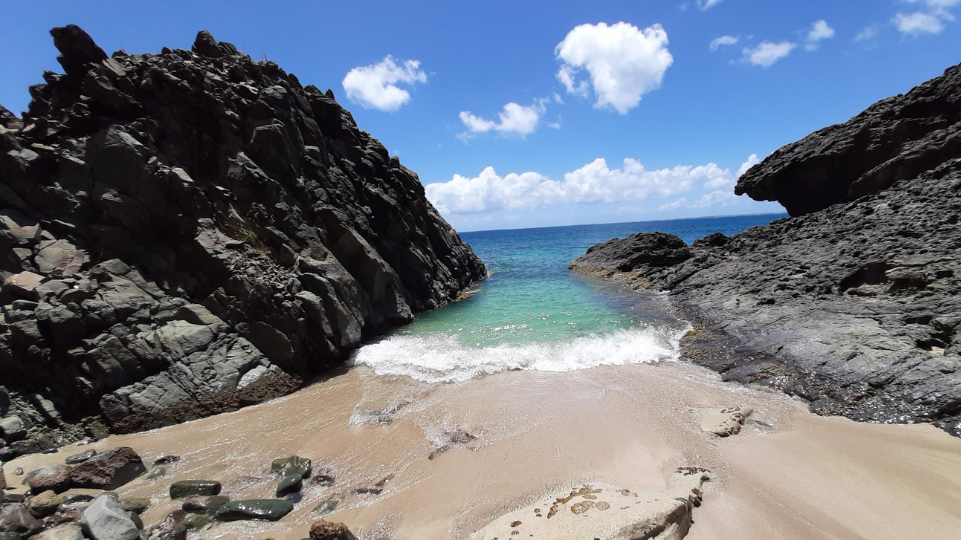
[309,519,358,540]
[169,480,221,499]
[64,449,98,465]
[0,504,41,537]
[79,495,139,540]
[28,465,72,494]
[178,513,211,530]
[191,31,223,58]
[0,416,25,441]
[69,447,145,489]
[26,490,62,518]
[49,24,108,78]
[214,499,294,521]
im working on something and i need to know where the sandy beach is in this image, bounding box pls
[6,361,960,539]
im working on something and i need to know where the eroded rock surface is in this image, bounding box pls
[0,25,485,458]
[736,63,961,216]
[471,467,712,540]
[571,63,961,436]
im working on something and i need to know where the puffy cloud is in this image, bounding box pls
[697,0,725,10]
[555,22,673,114]
[458,100,546,138]
[710,35,739,51]
[426,158,739,215]
[737,153,761,177]
[805,20,836,50]
[342,56,426,111]
[742,41,796,68]
[895,0,961,35]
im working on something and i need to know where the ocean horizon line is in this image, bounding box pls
[459,211,790,236]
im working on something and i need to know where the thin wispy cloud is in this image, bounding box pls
[855,25,880,41]
[743,41,797,68]
[556,22,673,114]
[710,35,739,51]
[697,0,725,11]
[342,56,426,111]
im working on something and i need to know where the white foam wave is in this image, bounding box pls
[349,324,690,383]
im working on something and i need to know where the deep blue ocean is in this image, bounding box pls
[351,213,787,382]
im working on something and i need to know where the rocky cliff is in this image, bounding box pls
[571,63,961,436]
[0,26,486,459]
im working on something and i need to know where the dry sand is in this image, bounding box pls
[5,361,961,539]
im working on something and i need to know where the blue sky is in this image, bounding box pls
[2,1,960,231]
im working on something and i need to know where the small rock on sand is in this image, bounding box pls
[699,406,753,437]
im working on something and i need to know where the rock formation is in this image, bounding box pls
[571,62,961,436]
[0,25,485,459]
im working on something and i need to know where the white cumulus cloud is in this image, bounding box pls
[555,22,673,114]
[805,20,836,50]
[710,35,739,51]
[458,100,546,139]
[426,158,743,215]
[342,56,427,111]
[742,41,796,68]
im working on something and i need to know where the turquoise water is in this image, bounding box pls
[351,213,786,382]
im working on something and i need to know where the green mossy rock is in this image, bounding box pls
[214,499,294,521]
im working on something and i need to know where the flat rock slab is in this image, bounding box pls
[214,499,294,521]
[470,468,712,540]
[699,407,753,437]
[69,447,145,490]
[169,480,221,499]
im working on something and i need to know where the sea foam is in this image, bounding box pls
[349,324,690,383]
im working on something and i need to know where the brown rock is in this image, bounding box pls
[4,271,43,298]
[309,519,357,540]
[69,446,146,489]
[28,465,73,494]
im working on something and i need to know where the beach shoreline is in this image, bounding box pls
[6,359,960,539]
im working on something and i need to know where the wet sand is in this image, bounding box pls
[6,361,961,539]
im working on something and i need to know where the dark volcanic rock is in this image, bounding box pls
[169,480,221,499]
[0,26,485,457]
[569,232,692,273]
[573,64,961,436]
[737,63,961,216]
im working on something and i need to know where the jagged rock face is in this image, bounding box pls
[574,160,961,436]
[737,62,961,216]
[0,25,485,454]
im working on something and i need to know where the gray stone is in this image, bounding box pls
[27,465,72,494]
[181,495,229,515]
[0,416,25,441]
[79,495,139,540]
[0,503,40,537]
